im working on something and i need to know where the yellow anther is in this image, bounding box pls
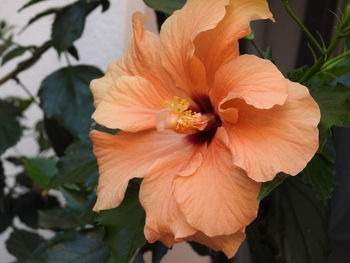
[176,110,195,130]
[162,96,190,113]
[162,96,198,130]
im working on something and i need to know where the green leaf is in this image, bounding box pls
[143,0,186,15]
[302,153,336,201]
[39,65,103,138]
[278,177,328,263]
[99,0,110,12]
[22,8,60,32]
[38,185,95,230]
[7,97,33,114]
[51,2,87,53]
[16,171,33,188]
[23,158,58,188]
[52,141,98,188]
[257,173,289,201]
[38,208,84,230]
[67,45,80,60]
[35,120,51,152]
[0,161,12,234]
[1,46,32,65]
[6,229,44,262]
[13,191,59,228]
[96,185,147,263]
[44,117,74,157]
[286,66,308,82]
[308,79,350,150]
[19,0,52,11]
[244,21,256,40]
[248,176,329,263]
[0,100,22,155]
[27,229,113,263]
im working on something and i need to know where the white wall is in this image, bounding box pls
[0,0,208,262]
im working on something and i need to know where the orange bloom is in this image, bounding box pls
[90,0,320,258]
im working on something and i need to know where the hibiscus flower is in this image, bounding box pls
[89,0,320,257]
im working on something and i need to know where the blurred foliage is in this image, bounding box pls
[0,0,349,262]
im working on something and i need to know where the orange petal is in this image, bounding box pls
[146,227,245,259]
[188,230,246,259]
[211,55,288,112]
[92,76,173,132]
[90,73,114,108]
[90,129,189,211]
[90,12,174,108]
[223,80,320,182]
[160,0,228,97]
[174,128,260,237]
[194,0,273,81]
[140,152,197,241]
[144,226,176,248]
[114,12,174,90]
[178,151,203,176]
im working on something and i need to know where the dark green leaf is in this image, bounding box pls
[39,65,103,138]
[317,58,350,81]
[248,176,329,263]
[52,2,87,53]
[302,153,336,201]
[286,66,308,82]
[0,99,20,116]
[52,141,98,188]
[35,120,51,152]
[96,185,146,263]
[257,173,289,201]
[0,196,13,234]
[13,191,59,228]
[38,185,95,230]
[0,99,23,154]
[308,79,350,150]
[143,0,186,15]
[22,8,60,32]
[337,74,350,87]
[23,158,57,188]
[92,122,119,135]
[43,117,74,157]
[16,171,33,188]
[62,187,95,213]
[19,0,52,11]
[100,0,110,12]
[7,97,33,115]
[1,46,31,65]
[0,41,13,57]
[67,45,80,60]
[278,177,328,263]
[6,229,44,262]
[27,229,113,263]
[38,208,83,230]
[0,162,12,233]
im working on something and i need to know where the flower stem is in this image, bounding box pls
[299,28,343,83]
[281,1,325,55]
[321,51,350,71]
[14,77,40,106]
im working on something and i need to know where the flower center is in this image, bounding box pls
[157,96,219,137]
[161,96,200,131]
